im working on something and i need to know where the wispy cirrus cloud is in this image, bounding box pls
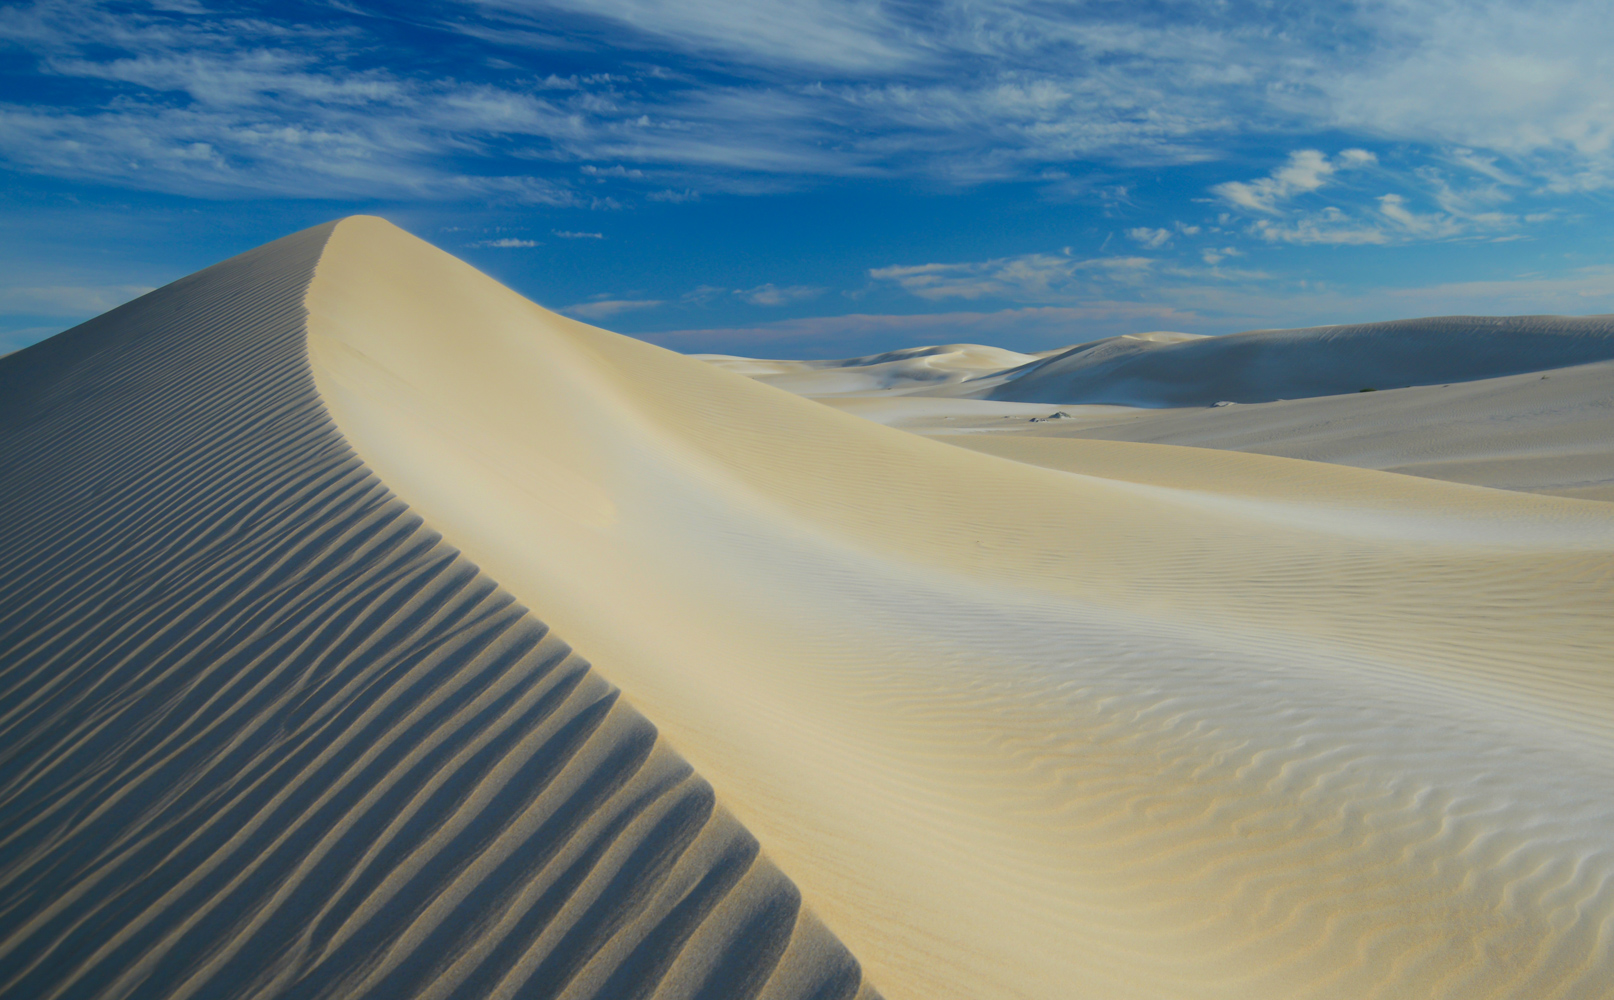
[1212,150,1377,214]
[7,0,1614,209]
[735,283,821,306]
[6,0,1614,365]
[560,297,663,319]
[640,303,1196,355]
[1216,148,1530,245]
[870,252,1154,302]
[640,264,1614,357]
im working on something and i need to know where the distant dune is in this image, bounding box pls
[730,329,1614,501]
[5,218,1614,1000]
[693,344,1044,396]
[904,316,1614,406]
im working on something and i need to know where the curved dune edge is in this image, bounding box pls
[0,223,874,1000]
[308,216,1614,1000]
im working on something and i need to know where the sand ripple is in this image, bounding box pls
[0,225,872,1000]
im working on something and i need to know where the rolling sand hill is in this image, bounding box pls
[736,326,1614,501]
[949,358,1614,502]
[918,316,1614,407]
[694,344,1045,396]
[0,224,870,1000]
[6,217,1614,1000]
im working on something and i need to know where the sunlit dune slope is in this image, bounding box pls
[0,224,872,1000]
[309,217,1614,1000]
[994,358,1614,501]
[908,316,1614,406]
[693,344,1042,396]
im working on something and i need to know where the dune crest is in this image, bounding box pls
[0,223,872,1000]
[307,217,1614,1000]
[932,314,1614,406]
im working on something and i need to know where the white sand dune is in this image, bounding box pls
[7,217,1614,1000]
[728,330,1614,500]
[693,344,1043,397]
[903,317,1614,407]
[0,224,871,1000]
[303,219,1614,999]
[969,358,1614,501]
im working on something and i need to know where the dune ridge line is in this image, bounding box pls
[305,217,1614,1000]
[0,221,875,1000]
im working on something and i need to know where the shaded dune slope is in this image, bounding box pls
[310,219,1614,1000]
[928,315,1614,406]
[0,225,871,1000]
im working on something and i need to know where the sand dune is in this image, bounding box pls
[305,218,1614,999]
[7,217,1614,1000]
[693,344,1042,397]
[726,332,1614,500]
[923,315,1614,406]
[972,358,1614,501]
[0,225,870,1000]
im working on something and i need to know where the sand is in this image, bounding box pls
[0,224,869,1000]
[693,344,1045,397]
[916,316,1614,407]
[6,216,1614,999]
[305,218,1614,999]
[962,360,1614,501]
[755,330,1614,501]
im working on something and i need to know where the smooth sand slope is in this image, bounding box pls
[918,316,1614,407]
[734,335,1614,501]
[308,218,1614,1000]
[694,344,1044,397]
[0,225,871,1000]
[968,359,1614,501]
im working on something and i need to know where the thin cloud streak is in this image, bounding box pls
[7,0,1614,202]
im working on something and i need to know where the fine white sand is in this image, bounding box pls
[740,329,1614,500]
[693,344,1045,397]
[969,359,1614,501]
[917,316,1614,407]
[0,223,870,1000]
[305,218,1614,1000]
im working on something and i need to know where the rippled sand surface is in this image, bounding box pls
[308,218,1614,1000]
[0,223,871,1000]
[5,216,1612,1000]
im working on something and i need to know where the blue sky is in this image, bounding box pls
[4,0,1614,357]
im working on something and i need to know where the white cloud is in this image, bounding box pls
[470,0,916,73]
[735,283,822,306]
[1212,149,1376,214]
[644,302,1195,353]
[1316,2,1614,159]
[1245,207,1390,245]
[560,298,664,319]
[1375,194,1468,239]
[871,252,1153,303]
[470,237,542,247]
[5,0,1614,212]
[552,229,605,238]
[1213,146,1533,245]
[1127,227,1171,249]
